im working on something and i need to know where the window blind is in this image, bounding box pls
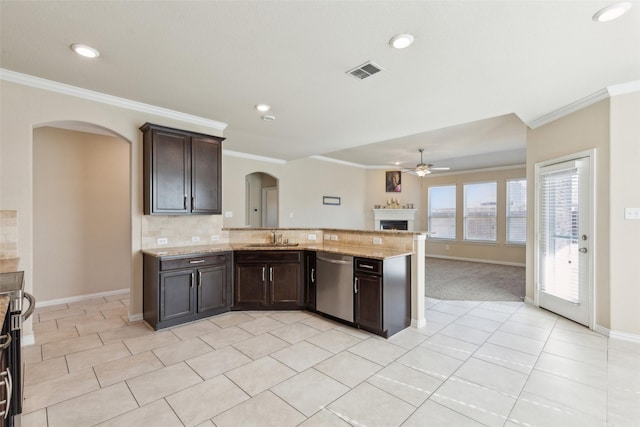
[464,182,497,241]
[506,179,527,244]
[539,167,580,303]
[428,185,456,239]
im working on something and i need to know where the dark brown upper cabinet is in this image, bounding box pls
[141,123,224,215]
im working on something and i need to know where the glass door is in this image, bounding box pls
[536,156,592,326]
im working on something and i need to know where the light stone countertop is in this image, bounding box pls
[0,295,9,331]
[142,243,412,260]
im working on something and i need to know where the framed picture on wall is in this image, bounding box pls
[386,171,402,192]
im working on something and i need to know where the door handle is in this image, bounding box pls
[269,267,273,282]
[579,247,588,253]
[311,268,315,283]
[354,277,359,294]
[262,266,266,282]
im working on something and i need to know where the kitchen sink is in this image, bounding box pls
[245,243,300,248]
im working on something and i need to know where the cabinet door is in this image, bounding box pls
[191,136,221,214]
[270,262,303,306]
[235,263,267,306]
[304,252,316,310]
[197,265,228,314]
[354,273,383,332]
[159,270,195,322]
[152,129,190,214]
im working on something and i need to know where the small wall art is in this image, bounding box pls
[322,196,341,206]
[386,170,402,192]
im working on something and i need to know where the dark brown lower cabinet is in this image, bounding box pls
[143,252,231,329]
[304,251,316,311]
[234,251,303,310]
[353,256,411,338]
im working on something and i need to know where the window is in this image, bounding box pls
[506,179,527,244]
[428,185,456,239]
[464,182,497,241]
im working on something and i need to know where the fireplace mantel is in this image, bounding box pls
[373,208,418,231]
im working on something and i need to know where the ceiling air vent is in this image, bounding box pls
[346,61,383,80]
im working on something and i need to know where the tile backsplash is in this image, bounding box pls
[141,215,226,249]
[0,210,19,272]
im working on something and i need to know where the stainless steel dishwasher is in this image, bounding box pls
[315,252,354,322]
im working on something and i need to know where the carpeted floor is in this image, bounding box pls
[425,257,525,301]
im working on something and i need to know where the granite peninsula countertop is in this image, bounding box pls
[142,243,413,260]
[0,295,10,328]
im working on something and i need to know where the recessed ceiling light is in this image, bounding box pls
[255,104,271,112]
[261,115,276,121]
[592,2,632,22]
[389,34,414,49]
[70,43,100,58]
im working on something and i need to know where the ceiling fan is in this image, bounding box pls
[408,149,450,176]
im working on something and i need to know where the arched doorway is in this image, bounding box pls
[32,121,131,302]
[245,172,278,227]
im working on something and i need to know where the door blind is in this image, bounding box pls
[539,167,580,303]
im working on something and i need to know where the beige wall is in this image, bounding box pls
[526,99,611,329]
[609,92,640,335]
[33,127,130,301]
[222,155,367,229]
[421,167,527,265]
[364,169,422,230]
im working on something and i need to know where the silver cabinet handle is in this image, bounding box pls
[184,195,188,210]
[262,266,266,282]
[190,272,195,288]
[198,271,202,287]
[0,335,11,351]
[0,369,12,419]
[189,259,205,264]
[22,292,36,321]
[269,267,273,282]
[311,268,315,283]
[360,264,374,270]
[354,277,359,294]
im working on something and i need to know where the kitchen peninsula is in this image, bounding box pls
[142,228,426,338]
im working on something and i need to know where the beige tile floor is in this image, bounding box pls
[22,294,640,426]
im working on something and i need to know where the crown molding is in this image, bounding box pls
[526,88,609,129]
[0,68,227,131]
[310,155,367,168]
[223,149,287,164]
[608,79,640,97]
[526,79,640,129]
[422,163,526,177]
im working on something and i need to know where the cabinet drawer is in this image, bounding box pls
[235,251,301,263]
[161,253,228,271]
[354,257,382,275]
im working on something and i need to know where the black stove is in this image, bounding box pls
[0,271,35,427]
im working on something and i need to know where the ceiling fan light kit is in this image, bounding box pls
[410,149,450,177]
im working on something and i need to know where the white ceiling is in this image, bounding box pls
[1,1,639,172]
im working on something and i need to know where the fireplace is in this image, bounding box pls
[373,208,417,231]
[380,220,408,230]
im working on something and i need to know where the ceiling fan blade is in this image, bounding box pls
[430,167,451,171]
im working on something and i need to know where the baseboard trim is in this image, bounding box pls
[426,255,525,268]
[609,329,640,344]
[37,288,129,308]
[594,324,610,337]
[22,333,35,347]
[128,313,144,323]
[411,318,426,328]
